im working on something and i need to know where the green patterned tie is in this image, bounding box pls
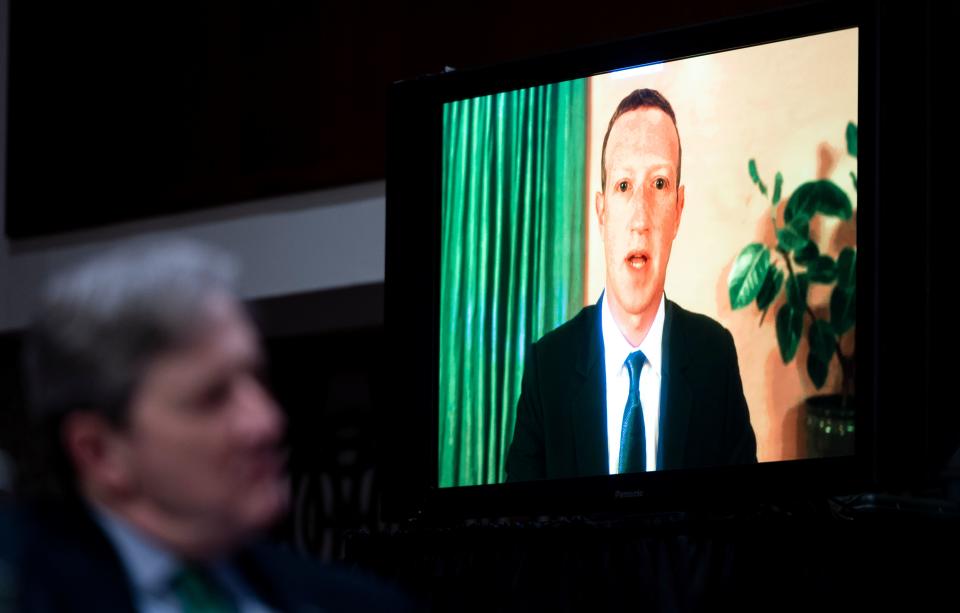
[619,350,647,473]
[171,565,238,613]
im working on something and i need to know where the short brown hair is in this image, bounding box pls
[600,88,682,191]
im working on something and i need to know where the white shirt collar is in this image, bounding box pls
[601,290,666,378]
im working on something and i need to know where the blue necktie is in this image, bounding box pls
[619,350,647,473]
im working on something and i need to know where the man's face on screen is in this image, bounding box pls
[596,107,684,335]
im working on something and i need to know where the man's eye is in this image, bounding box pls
[618,181,629,192]
[193,382,231,412]
[654,178,666,190]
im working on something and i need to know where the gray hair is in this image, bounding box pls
[24,239,240,427]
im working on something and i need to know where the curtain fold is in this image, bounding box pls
[439,80,587,487]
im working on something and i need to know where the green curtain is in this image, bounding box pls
[439,80,587,488]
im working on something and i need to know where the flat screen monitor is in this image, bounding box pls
[385,1,882,517]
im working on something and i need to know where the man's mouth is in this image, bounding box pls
[626,251,649,270]
[247,448,288,481]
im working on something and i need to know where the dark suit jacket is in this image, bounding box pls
[505,298,757,482]
[13,499,416,613]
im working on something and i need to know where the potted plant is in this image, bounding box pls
[727,122,857,458]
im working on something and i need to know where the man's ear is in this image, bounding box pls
[62,411,134,496]
[674,184,686,238]
[595,190,606,231]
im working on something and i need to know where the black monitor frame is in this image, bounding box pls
[384,1,883,520]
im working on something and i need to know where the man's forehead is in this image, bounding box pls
[607,107,680,156]
[142,302,260,384]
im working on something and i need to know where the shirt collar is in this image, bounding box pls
[90,503,181,598]
[601,290,666,378]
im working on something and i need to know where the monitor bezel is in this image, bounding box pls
[384,1,876,520]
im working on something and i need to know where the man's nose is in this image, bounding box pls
[628,188,650,232]
[234,376,286,445]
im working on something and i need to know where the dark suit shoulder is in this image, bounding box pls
[241,542,421,613]
[661,300,757,467]
[15,500,138,613]
[531,304,597,353]
[667,300,735,351]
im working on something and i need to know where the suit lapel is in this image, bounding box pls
[21,501,139,613]
[234,546,296,611]
[571,299,609,477]
[658,299,693,471]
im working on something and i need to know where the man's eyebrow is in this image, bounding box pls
[641,161,677,172]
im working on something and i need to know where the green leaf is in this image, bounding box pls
[786,272,809,311]
[807,352,830,389]
[728,244,770,310]
[850,171,857,192]
[813,181,849,217]
[794,240,820,266]
[772,172,783,204]
[809,319,836,363]
[748,159,767,196]
[787,219,810,241]
[814,181,853,219]
[756,265,784,311]
[808,255,838,284]
[784,185,815,229]
[846,121,858,158]
[785,180,853,227]
[831,286,856,336]
[836,248,856,290]
[777,226,808,252]
[776,304,803,363]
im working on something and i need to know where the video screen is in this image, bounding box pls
[439,28,858,487]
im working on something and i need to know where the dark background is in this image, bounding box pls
[2,1,958,609]
[5,0,810,237]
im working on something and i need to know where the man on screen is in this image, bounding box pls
[505,88,757,482]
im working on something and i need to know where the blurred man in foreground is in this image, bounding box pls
[17,240,410,612]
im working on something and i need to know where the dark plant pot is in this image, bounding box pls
[805,394,855,459]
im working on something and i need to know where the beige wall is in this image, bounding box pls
[585,29,858,462]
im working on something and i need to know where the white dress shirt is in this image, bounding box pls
[601,290,666,474]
